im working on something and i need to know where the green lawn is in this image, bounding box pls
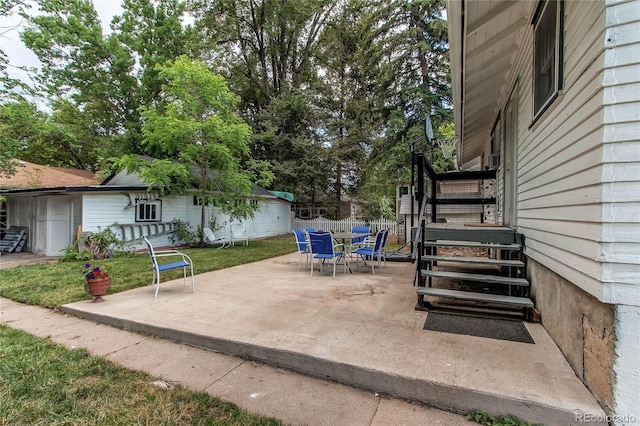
[0,325,283,425]
[0,235,296,308]
[0,235,297,425]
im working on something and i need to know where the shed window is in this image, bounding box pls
[533,0,563,119]
[136,199,162,222]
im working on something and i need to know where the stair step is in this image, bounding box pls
[423,241,521,250]
[420,270,529,286]
[0,227,28,253]
[417,287,534,308]
[422,255,524,267]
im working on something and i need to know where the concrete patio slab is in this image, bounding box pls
[59,252,606,425]
[0,297,469,425]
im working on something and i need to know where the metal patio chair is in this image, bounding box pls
[293,229,311,270]
[308,232,348,278]
[143,236,195,298]
[348,225,371,253]
[203,227,231,249]
[230,222,249,246]
[351,229,387,275]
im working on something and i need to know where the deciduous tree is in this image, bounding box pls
[114,57,273,244]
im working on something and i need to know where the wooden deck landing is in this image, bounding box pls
[424,223,516,244]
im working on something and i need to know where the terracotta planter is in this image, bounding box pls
[85,278,111,303]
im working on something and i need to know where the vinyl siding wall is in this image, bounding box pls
[205,199,292,239]
[241,199,292,237]
[601,0,640,305]
[489,0,639,305]
[83,193,292,249]
[83,193,190,248]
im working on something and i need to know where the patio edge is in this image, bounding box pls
[60,304,606,426]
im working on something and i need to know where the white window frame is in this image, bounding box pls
[136,199,162,222]
[532,0,563,121]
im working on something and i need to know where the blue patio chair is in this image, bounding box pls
[143,236,195,298]
[378,228,390,268]
[349,225,371,252]
[293,229,311,270]
[304,227,316,232]
[308,232,349,278]
[352,229,386,275]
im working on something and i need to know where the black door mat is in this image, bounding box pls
[423,312,534,344]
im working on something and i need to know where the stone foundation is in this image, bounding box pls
[528,259,615,414]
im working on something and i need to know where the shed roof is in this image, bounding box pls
[0,160,98,190]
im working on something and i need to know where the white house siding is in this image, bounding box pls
[83,192,292,249]
[504,0,615,303]
[603,0,640,421]
[6,194,82,256]
[82,192,191,249]
[601,0,640,306]
[452,0,638,419]
[249,199,292,237]
[218,199,292,239]
[485,0,640,419]
[6,196,30,233]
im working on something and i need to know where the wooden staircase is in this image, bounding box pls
[409,148,535,320]
[415,225,534,320]
[0,226,28,253]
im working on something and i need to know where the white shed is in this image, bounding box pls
[1,162,292,254]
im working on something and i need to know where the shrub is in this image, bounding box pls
[61,227,126,261]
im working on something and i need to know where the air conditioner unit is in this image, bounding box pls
[490,154,500,169]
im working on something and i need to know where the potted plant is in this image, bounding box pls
[82,263,111,303]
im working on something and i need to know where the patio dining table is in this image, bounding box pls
[330,231,371,246]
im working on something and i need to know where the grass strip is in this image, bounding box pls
[0,325,283,425]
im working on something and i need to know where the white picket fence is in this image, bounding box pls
[292,216,401,236]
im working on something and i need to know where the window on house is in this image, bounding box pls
[193,196,214,206]
[533,0,563,119]
[136,199,162,222]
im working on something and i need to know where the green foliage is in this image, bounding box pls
[11,0,451,224]
[466,410,541,426]
[0,97,42,176]
[0,2,31,103]
[0,326,283,425]
[61,227,126,261]
[116,56,273,242]
[168,219,200,247]
[365,195,395,220]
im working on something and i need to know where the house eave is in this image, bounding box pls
[447,0,534,169]
[0,185,148,196]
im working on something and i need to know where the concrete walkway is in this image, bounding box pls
[0,252,59,269]
[2,252,606,425]
[0,297,466,425]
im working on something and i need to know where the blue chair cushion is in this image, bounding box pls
[314,253,342,260]
[157,260,190,272]
[353,247,374,256]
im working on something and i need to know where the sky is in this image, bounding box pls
[0,1,123,87]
